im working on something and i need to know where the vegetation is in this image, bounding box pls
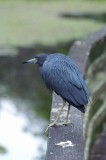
[0,146,7,154]
[0,0,106,47]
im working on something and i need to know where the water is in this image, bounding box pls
[0,98,47,160]
[0,53,51,160]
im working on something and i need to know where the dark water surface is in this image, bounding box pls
[0,50,52,160]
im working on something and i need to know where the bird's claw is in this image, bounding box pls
[44,121,71,134]
[44,123,56,134]
[63,121,71,126]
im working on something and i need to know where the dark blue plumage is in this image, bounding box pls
[23,53,89,113]
[36,53,89,113]
[23,53,90,131]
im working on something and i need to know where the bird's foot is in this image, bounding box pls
[44,122,56,134]
[44,122,66,134]
[63,120,71,126]
[44,121,72,134]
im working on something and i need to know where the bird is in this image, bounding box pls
[23,53,89,132]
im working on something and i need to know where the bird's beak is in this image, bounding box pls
[22,58,37,64]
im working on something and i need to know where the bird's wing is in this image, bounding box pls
[41,59,89,106]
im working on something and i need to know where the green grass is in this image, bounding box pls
[0,0,106,46]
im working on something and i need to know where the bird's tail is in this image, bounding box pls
[77,105,85,113]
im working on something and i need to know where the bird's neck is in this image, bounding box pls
[38,55,47,66]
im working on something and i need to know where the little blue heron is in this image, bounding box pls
[23,53,89,132]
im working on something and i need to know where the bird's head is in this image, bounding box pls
[23,53,48,66]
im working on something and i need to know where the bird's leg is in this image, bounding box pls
[45,100,65,133]
[63,104,71,125]
[53,100,66,125]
